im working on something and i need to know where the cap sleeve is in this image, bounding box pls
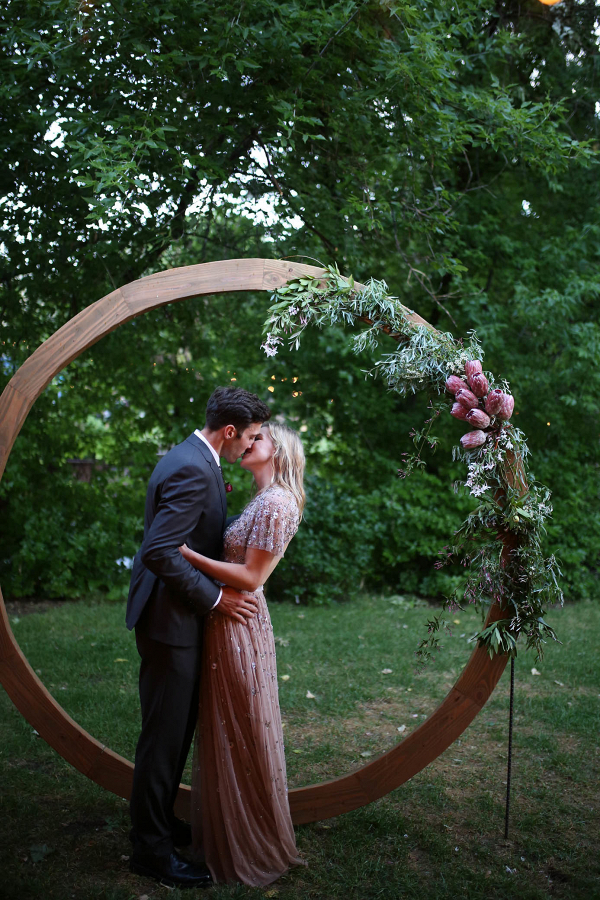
[246,487,300,557]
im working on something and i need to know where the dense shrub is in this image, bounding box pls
[1,463,143,600]
[267,469,471,605]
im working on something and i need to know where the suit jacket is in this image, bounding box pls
[126,433,226,646]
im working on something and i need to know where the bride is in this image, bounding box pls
[179,421,305,886]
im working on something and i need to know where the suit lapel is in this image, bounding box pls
[185,433,227,524]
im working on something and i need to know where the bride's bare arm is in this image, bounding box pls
[178,543,280,592]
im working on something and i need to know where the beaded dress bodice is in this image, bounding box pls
[222,484,300,569]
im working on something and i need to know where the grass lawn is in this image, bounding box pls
[1,593,599,899]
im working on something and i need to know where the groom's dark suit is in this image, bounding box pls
[127,432,226,857]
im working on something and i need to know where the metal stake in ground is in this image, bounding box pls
[504,655,515,839]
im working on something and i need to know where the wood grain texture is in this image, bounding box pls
[121,258,266,313]
[0,258,510,824]
[0,383,33,482]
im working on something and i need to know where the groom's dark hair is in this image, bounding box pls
[205,386,271,432]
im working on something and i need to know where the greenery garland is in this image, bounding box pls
[261,264,563,665]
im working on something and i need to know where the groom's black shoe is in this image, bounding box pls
[172,818,192,847]
[129,850,212,889]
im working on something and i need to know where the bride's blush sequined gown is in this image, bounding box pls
[191,484,302,886]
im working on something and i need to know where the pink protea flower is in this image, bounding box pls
[465,360,483,382]
[469,373,489,398]
[497,392,515,420]
[485,389,504,416]
[466,408,491,429]
[455,388,479,410]
[445,375,468,395]
[460,430,488,449]
[451,402,469,421]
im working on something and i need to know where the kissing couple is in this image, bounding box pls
[126,386,306,889]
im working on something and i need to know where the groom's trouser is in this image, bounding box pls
[130,627,201,857]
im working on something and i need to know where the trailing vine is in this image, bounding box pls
[261,264,563,664]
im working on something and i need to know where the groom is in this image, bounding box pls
[126,386,271,889]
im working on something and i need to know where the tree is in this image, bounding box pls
[1,0,598,599]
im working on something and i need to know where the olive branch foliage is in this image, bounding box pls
[262,265,563,665]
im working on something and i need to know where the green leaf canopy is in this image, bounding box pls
[1,0,598,600]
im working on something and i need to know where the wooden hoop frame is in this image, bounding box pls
[0,258,509,824]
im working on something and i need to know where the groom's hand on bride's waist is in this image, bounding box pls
[216,586,259,624]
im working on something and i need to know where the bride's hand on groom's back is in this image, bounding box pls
[217,586,259,625]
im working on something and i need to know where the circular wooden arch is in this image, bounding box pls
[0,258,510,824]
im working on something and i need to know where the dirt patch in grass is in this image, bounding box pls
[4,598,67,617]
[285,700,599,832]
[285,697,426,746]
[7,757,58,775]
[283,695,444,787]
[514,679,598,699]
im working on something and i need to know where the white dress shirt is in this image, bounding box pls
[193,429,222,609]
[194,429,221,467]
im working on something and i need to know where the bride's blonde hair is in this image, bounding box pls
[265,422,306,516]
